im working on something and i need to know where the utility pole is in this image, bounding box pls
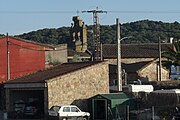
[6,33,10,80]
[117,18,122,91]
[82,7,107,61]
[158,37,162,81]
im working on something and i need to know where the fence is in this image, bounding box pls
[109,105,178,120]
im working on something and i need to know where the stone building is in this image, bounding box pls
[4,61,109,115]
[122,61,169,82]
[102,43,173,65]
[69,16,87,52]
[103,43,173,90]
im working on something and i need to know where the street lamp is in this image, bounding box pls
[117,36,132,91]
[116,18,132,91]
[120,36,131,42]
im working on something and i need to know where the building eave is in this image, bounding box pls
[4,82,47,89]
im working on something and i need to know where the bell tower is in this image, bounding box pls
[69,16,87,52]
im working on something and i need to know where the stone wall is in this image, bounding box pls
[138,62,169,81]
[47,61,109,110]
[106,58,169,82]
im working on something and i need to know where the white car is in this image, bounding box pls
[48,105,90,120]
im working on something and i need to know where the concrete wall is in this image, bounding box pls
[47,61,109,111]
[45,44,67,66]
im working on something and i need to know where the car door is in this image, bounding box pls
[70,106,82,118]
[61,107,71,117]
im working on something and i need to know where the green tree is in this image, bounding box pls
[162,41,180,69]
[15,20,180,46]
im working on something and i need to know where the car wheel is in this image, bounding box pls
[83,116,88,120]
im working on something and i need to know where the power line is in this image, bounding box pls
[82,7,107,61]
[108,10,180,14]
[0,11,76,14]
[1,10,180,14]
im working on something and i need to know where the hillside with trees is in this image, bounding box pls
[15,20,180,47]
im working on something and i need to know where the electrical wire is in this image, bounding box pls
[0,10,180,14]
[0,11,76,14]
[108,10,180,14]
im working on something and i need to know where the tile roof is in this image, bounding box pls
[109,61,152,73]
[5,61,103,84]
[103,43,173,58]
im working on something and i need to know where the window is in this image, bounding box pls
[63,107,70,112]
[71,107,79,112]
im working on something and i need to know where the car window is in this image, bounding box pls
[63,107,70,112]
[71,107,80,112]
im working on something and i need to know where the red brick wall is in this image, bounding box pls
[0,37,45,82]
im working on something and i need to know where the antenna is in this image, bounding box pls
[82,7,107,61]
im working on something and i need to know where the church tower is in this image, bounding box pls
[69,16,87,52]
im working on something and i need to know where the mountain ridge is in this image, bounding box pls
[1,20,179,46]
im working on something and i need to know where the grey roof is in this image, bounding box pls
[68,49,91,58]
[99,93,132,99]
[121,61,153,73]
[109,61,152,73]
[103,43,173,58]
[5,61,103,84]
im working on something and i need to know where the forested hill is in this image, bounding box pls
[13,20,180,45]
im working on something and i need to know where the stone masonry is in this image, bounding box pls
[47,61,109,111]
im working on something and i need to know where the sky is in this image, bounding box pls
[0,0,180,35]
